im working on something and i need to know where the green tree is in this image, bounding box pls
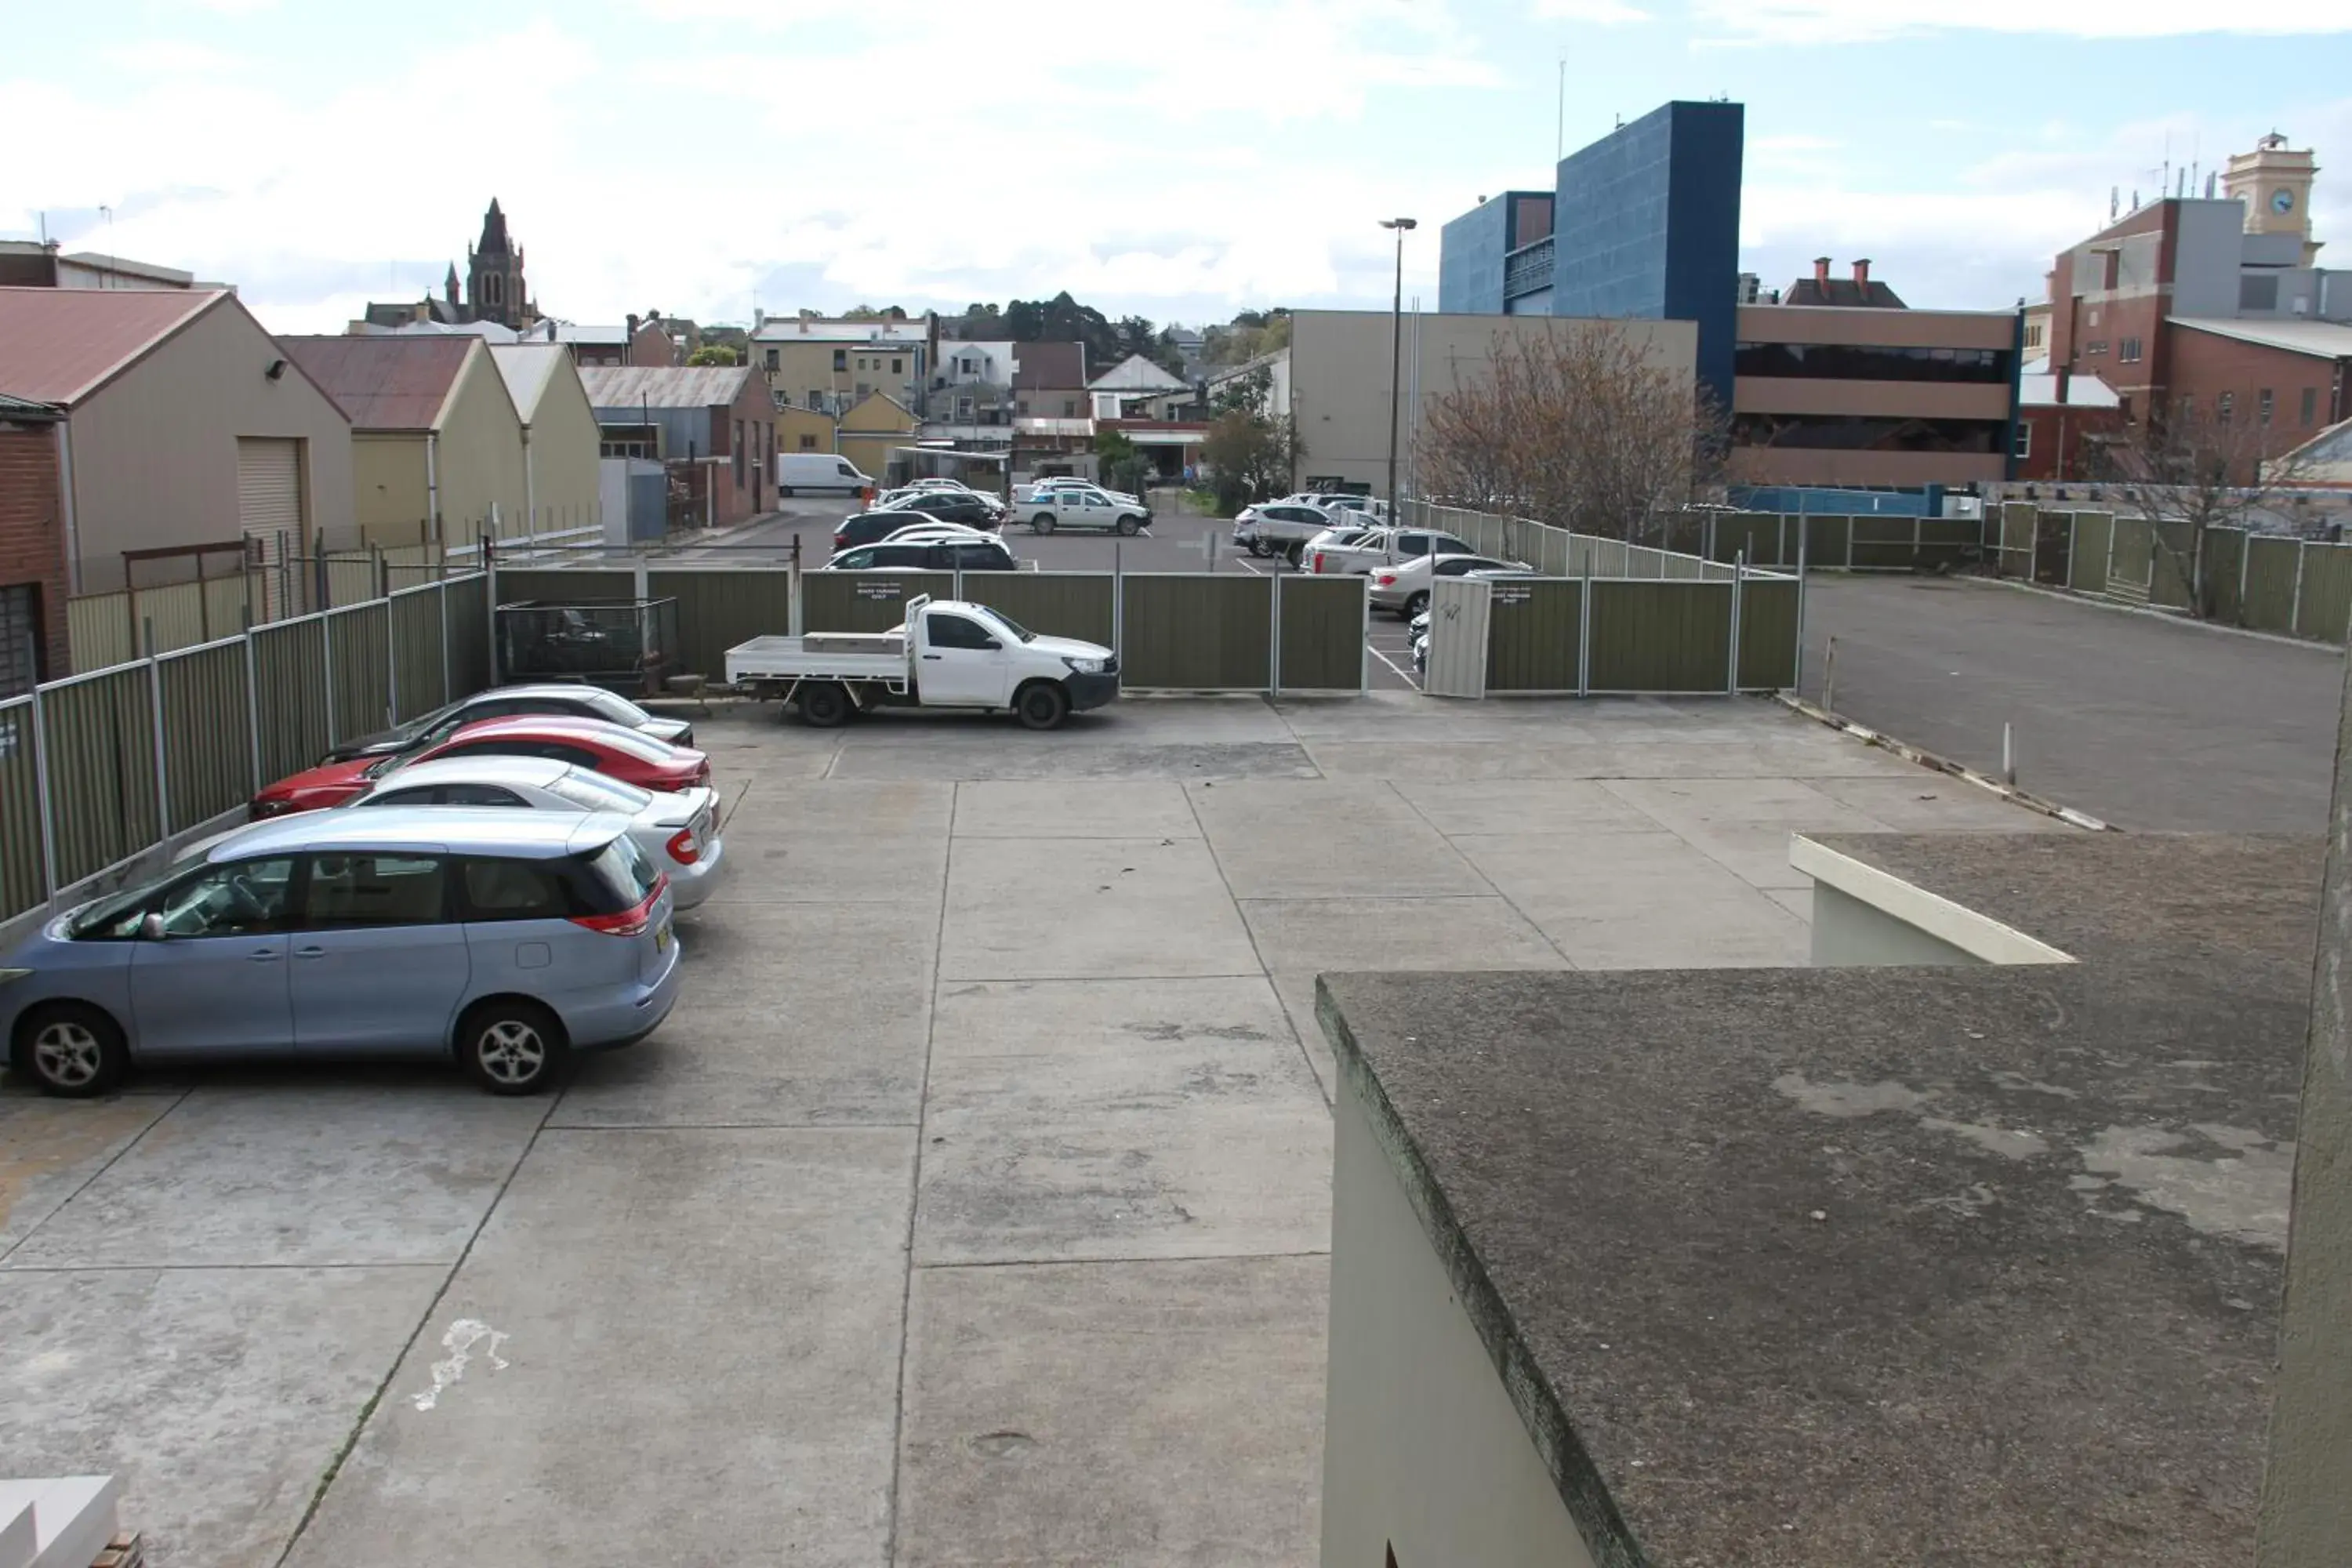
[1094,428,1150,495]
[686,343,742,366]
[1200,367,1300,515]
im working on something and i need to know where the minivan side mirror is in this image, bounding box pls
[139,912,167,942]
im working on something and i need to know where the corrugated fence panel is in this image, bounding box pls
[1999,503,2037,574]
[1920,518,1981,572]
[803,572,956,633]
[958,573,1116,648]
[1121,575,1271,690]
[0,698,42,922]
[1534,528,1571,576]
[2107,517,2154,593]
[648,568,798,680]
[254,619,330,784]
[205,575,260,637]
[326,556,379,609]
[391,586,448,720]
[45,667,161,887]
[1588,581,1733,693]
[1806,515,1853,569]
[1737,576,1801,691]
[1849,515,1921,572]
[2242,535,2300,633]
[2150,523,2196,610]
[328,604,392,744]
[445,575,492,695]
[158,641,252,833]
[1483,579,1582,692]
[1713,514,1787,568]
[2206,528,2247,625]
[135,581,210,655]
[1276,575,1365,691]
[66,594,136,673]
[2069,513,2113,593]
[2296,543,2352,644]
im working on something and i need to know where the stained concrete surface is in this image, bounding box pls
[0,694,2055,1566]
[1800,572,2343,831]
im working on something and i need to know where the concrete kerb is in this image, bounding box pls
[1773,692,2111,833]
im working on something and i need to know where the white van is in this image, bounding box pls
[778,453,872,496]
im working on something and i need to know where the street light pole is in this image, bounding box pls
[1381,217,1417,511]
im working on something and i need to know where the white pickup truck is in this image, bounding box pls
[724,596,1120,731]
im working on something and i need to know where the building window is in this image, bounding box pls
[2084,340,2107,356]
[2013,423,2031,459]
[0,582,45,697]
[891,357,903,375]
[808,390,824,410]
[957,396,974,419]
[764,348,779,371]
[833,349,847,372]
[1018,399,1030,415]
[2218,392,2234,425]
[2086,307,2100,327]
[2306,387,2321,426]
[2024,321,2044,351]
[1063,398,1077,417]
[2259,389,2274,426]
[2118,337,2142,363]
[2241,274,2281,312]
[800,434,818,450]
[1730,342,2011,384]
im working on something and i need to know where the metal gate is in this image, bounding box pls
[1423,577,1489,699]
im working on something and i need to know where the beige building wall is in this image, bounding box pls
[837,394,918,484]
[66,297,354,590]
[1323,1072,1599,1568]
[352,432,432,545]
[773,404,837,455]
[760,338,922,412]
[432,345,529,539]
[1290,310,1697,495]
[520,356,604,535]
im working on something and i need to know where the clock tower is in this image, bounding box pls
[2223,132,2320,265]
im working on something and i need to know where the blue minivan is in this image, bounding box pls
[1,810,682,1097]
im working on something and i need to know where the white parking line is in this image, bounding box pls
[1232,556,1265,576]
[1367,639,1421,691]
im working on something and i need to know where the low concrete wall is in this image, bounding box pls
[1323,1069,1598,1568]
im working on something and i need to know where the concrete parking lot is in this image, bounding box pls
[1800,573,2346,832]
[0,692,2059,1566]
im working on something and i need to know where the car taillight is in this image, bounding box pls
[1375,572,1397,586]
[568,877,667,937]
[833,533,848,550]
[666,826,702,865]
[1313,554,1326,573]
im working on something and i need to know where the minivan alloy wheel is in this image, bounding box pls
[34,1020,103,1088]
[476,1019,546,1085]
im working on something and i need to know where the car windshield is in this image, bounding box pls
[65,873,172,937]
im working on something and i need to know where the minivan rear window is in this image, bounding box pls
[457,840,652,922]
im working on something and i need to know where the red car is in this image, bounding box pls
[251,715,712,819]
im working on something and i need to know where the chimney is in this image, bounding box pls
[2056,366,2071,404]
[627,313,640,337]
[1852,258,1871,288]
[1813,256,1831,288]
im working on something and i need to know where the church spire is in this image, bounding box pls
[477,198,511,256]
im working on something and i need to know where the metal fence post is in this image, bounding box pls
[1269,569,1283,697]
[145,619,171,838]
[1777,513,1788,569]
[438,579,452,704]
[1359,572,1370,693]
[2238,528,2252,626]
[321,612,338,746]
[1793,516,1809,693]
[244,609,263,792]
[384,593,398,728]
[2104,513,2118,591]
[29,685,56,901]
[2068,512,2079,589]
[1845,516,1854,572]
[1577,554,1592,698]
[1726,554,1744,695]
[2293,539,2308,637]
[484,532,499,685]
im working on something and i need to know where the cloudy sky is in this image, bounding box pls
[7,0,2347,335]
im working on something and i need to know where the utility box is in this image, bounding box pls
[495,597,681,694]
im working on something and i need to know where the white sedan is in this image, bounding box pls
[1367,553,1534,617]
[183,756,728,909]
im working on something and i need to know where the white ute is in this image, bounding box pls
[725,596,1119,731]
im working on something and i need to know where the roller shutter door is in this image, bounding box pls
[237,437,303,537]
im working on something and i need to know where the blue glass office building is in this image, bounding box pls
[1437,101,1744,406]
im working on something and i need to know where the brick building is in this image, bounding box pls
[0,393,68,695]
[579,365,773,525]
[2014,369,2125,482]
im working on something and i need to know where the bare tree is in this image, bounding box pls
[2091,401,2317,617]
[1419,322,1728,541]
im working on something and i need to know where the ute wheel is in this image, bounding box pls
[800,681,852,728]
[1116,516,1142,537]
[457,999,568,1095]
[1404,590,1430,618]
[1015,682,1071,731]
[11,1003,129,1098]
[1033,514,1057,535]
[1248,538,1272,558]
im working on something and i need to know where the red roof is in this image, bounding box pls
[278,334,479,430]
[0,286,226,406]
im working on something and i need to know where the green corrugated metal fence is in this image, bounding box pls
[803,572,956,633]
[328,603,392,743]
[1120,575,1271,689]
[495,568,636,607]
[2297,544,2352,644]
[959,573,1117,648]
[1586,582,1733,694]
[2245,536,2303,633]
[1276,575,1367,691]
[40,667,162,890]
[648,568,797,680]
[2069,513,2113,593]
[0,699,42,923]
[158,641,252,836]
[1737,576,1801,691]
[2205,528,2246,625]
[391,586,448,720]
[1483,580,1583,693]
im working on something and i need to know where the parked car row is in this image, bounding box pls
[1230,492,1390,564]
[1,686,727,1101]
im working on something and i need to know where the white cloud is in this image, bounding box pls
[1696,0,2352,40]
[1530,0,1652,24]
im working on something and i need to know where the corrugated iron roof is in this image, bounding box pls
[2170,317,2352,358]
[488,343,568,423]
[278,334,477,430]
[0,286,225,406]
[579,365,757,410]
